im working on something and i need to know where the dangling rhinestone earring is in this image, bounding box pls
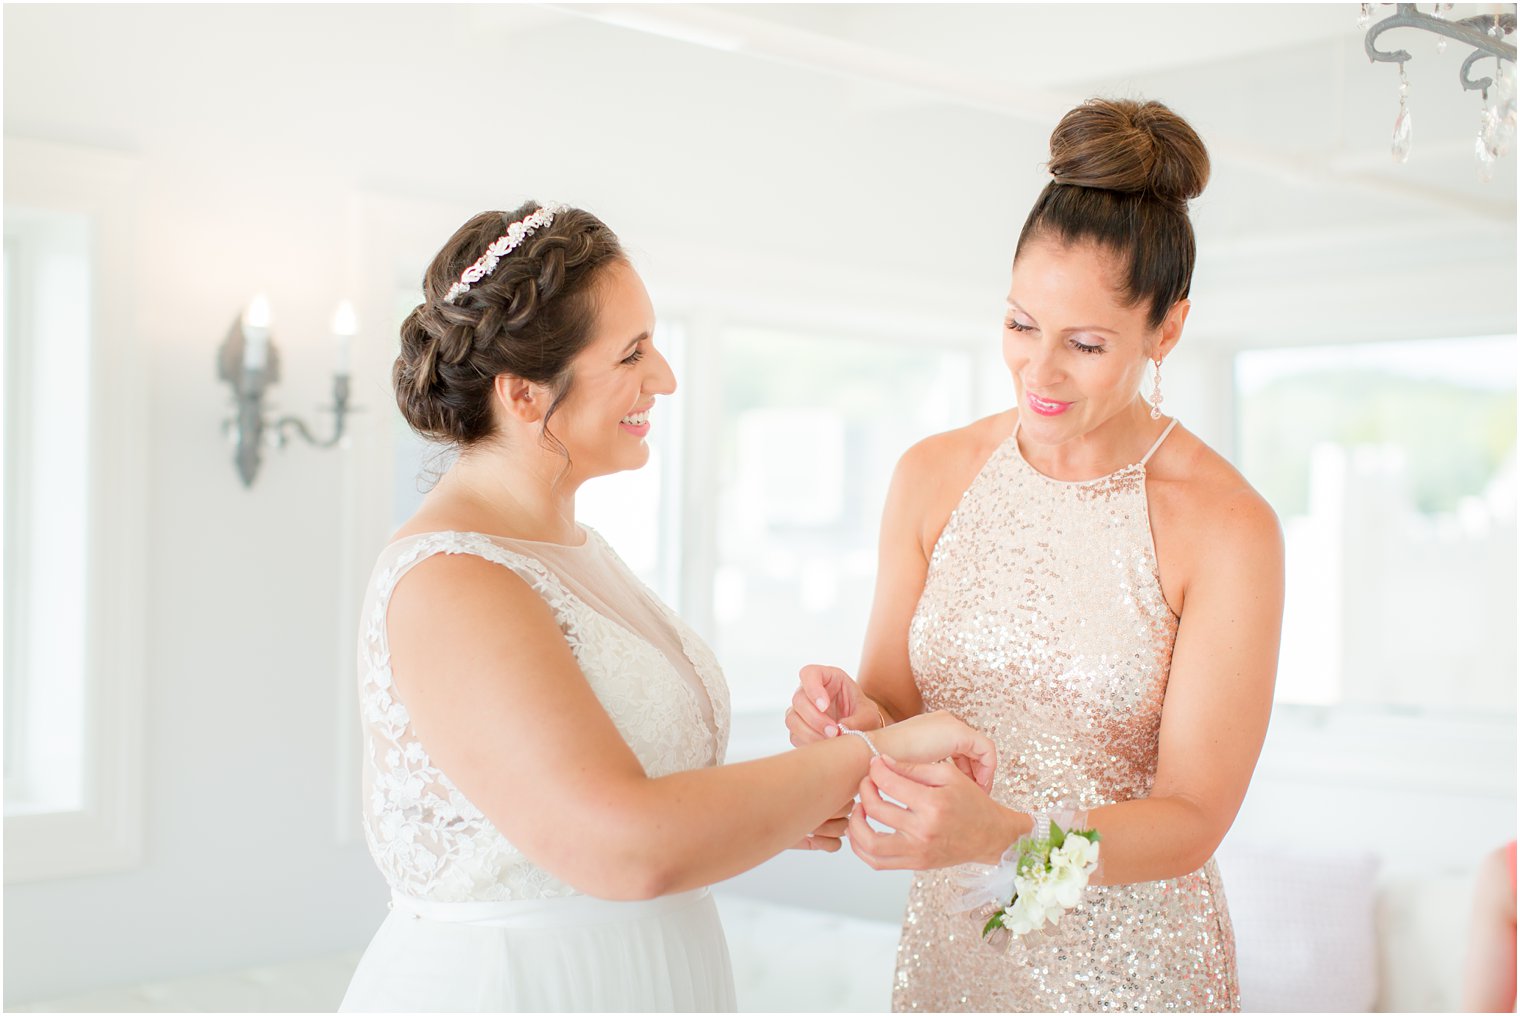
[1149,358,1164,420]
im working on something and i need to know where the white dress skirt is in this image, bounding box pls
[346,530,736,1013]
[340,890,735,1012]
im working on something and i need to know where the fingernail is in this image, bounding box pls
[881,754,897,764]
[815,696,829,710]
[825,724,838,737]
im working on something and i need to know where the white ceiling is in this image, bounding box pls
[554,3,1515,214]
[3,2,1515,346]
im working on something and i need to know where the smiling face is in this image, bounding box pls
[543,259,675,481]
[1003,238,1187,449]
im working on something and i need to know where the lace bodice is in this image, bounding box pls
[356,528,730,903]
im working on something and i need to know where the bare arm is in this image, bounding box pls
[1461,842,1518,1012]
[1077,489,1284,882]
[855,442,937,723]
[387,554,993,901]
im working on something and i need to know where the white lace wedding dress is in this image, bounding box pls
[340,528,735,1012]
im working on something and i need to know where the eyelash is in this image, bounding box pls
[1004,319,1106,355]
[622,348,645,365]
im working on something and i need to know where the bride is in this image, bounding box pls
[338,201,996,1012]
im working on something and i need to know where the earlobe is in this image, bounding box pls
[1159,299,1190,358]
[494,374,543,424]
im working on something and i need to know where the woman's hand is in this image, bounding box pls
[788,798,854,853]
[785,664,885,746]
[871,711,997,791]
[847,756,1018,870]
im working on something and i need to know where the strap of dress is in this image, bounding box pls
[371,532,569,654]
[1139,418,1180,466]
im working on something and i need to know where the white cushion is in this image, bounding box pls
[1216,843,1381,1012]
[1372,868,1468,1013]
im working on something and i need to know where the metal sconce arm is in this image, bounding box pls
[217,310,358,487]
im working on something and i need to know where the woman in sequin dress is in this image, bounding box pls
[786,99,1284,1012]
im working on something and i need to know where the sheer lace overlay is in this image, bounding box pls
[357,529,730,903]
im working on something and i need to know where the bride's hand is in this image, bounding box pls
[788,798,854,852]
[785,664,884,746]
[872,710,997,791]
[847,756,1014,870]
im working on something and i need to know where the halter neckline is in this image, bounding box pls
[1010,417,1179,485]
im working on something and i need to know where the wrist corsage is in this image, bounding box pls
[955,811,1101,941]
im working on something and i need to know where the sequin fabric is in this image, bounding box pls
[893,422,1239,1013]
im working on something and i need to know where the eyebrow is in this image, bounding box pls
[1005,299,1120,336]
[621,332,649,354]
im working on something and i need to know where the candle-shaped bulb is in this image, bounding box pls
[331,299,358,337]
[243,294,272,331]
[331,299,358,375]
[241,294,271,371]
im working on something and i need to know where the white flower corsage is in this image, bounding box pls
[955,813,1101,941]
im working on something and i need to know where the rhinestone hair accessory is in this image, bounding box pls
[442,203,567,305]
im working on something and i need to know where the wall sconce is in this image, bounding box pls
[217,294,359,487]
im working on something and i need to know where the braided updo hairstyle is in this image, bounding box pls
[394,201,627,452]
[1017,98,1210,329]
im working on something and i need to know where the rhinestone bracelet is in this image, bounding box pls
[838,724,881,758]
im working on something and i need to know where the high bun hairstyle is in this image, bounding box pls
[1016,98,1210,330]
[394,201,627,450]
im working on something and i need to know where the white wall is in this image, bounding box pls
[2,169,382,1004]
[2,4,1514,1007]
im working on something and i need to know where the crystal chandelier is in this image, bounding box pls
[1361,3,1517,176]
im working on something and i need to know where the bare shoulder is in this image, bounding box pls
[390,499,495,544]
[1147,425,1282,613]
[1150,425,1280,544]
[893,410,1018,553]
[897,410,1016,490]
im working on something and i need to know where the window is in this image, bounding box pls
[711,326,976,712]
[3,209,92,817]
[3,139,143,883]
[1236,336,1516,711]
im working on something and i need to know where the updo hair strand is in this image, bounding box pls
[1017,97,1211,330]
[393,202,627,452]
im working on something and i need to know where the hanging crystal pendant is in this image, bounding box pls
[1432,3,1449,53]
[1472,56,1517,174]
[1392,66,1412,163]
[1493,62,1517,157]
[1393,106,1413,162]
[1358,3,1371,29]
[1477,142,1496,182]
[1478,107,1500,162]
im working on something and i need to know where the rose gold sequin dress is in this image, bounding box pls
[892,418,1239,1013]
